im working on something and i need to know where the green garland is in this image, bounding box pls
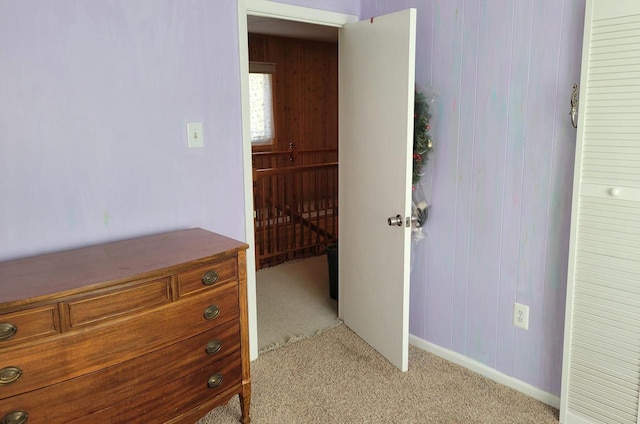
[413,91,433,188]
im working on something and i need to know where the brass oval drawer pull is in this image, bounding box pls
[206,339,222,355]
[0,367,22,385]
[207,373,224,389]
[0,323,17,341]
[204,305,220,320]
[201,270,219,286]
[1,410,28,424]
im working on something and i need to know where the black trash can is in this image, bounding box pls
[325,243,338,300]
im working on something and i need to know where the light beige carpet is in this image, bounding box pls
[197,324,559,424]
[256,254,340,352]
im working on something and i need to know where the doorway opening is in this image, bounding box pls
[240,2,416,370]
[247,17,341,352]
[248,28,339,270]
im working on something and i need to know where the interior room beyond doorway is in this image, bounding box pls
[248,28,339,270]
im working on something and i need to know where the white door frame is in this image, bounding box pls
[236,0,358,360]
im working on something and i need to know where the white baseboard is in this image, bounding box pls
[409,335,560,409]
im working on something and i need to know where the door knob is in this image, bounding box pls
[388,215,403,226]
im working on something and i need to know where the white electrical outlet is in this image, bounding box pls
[513,302,529,330]
[187,122,204,148]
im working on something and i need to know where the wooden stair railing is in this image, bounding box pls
[252,146,338,169]
[253,162,338,269]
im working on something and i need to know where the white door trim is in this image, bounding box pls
[236,0,357,361]
[244,0,357,26]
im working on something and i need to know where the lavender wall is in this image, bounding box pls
[362,0,585,395]
[0,0,250,260]
[268,0,359,15]
[0,1,359,262]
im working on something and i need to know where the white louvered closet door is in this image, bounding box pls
[561,1,640,424]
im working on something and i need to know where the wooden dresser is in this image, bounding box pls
[0,228,251,424]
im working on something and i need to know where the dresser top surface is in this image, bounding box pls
[0,228,248,307]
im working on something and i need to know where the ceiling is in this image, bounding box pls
[247,16,339,43]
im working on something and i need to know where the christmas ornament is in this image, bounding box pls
[412,90,433,187]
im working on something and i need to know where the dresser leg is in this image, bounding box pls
[239,388,251,423]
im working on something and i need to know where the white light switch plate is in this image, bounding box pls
[187,122,204,148]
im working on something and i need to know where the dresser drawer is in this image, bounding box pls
[0,305,59,347]
[63,277,172,329]
[177,257,238,297]
[71,351,242,424]
[0,320,240,422]
[0,283,239,399]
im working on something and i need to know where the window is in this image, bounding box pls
[249,62,276,146]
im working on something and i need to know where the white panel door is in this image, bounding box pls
[561,1,640,423]
[338,9,416,372]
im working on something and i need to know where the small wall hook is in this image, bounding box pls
[570,84,579,129]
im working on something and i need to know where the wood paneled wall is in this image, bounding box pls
[248,34,338,152]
